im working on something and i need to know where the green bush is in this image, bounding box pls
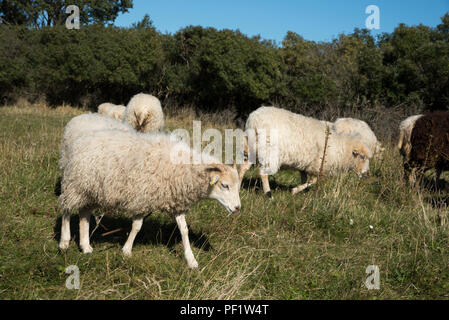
[163,26,282,115]
[0,12,448,113]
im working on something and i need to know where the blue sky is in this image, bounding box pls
[115,0,449,43]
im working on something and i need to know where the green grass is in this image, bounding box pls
[1,105,449,300]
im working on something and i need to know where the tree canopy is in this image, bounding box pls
[0,0,132,28]
[0,4,448,117]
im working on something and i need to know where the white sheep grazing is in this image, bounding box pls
[58,113,133,171]
[332,118,384,158]
[105,104,126,121]
[123,93,164,133]
[397,114,423,161]
[238,107,372,197]
[97,102,116,115]
[58,129,241,269]
[97,103,126,121]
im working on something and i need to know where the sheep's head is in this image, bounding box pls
[351,142,372,177]
[206,163,241,214]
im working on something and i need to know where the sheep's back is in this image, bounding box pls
[410,111,449,169]
[64,131,207,214]
[245,106,326,170]
[333,118,377,152]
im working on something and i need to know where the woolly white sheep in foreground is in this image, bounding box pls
[332,118,384,158]
[123,93,164,133]
[239,106,372,197]
[58,113,133,171]
[58,129,241,269]
[397,114,423,162]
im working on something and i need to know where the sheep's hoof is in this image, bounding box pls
[81,245,93,254]
[265,191,273,199]
[188,260,199,269]
[122,247,132,257]
[58,241,70,252]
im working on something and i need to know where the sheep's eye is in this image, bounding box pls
[360,155,366,160]
[221,183,229,190]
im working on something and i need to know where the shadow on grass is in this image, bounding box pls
[240,173,315,196]
[54,176,62,197]
[417,175,448,193]
[417,175,449,209]
[240,176,296,193]
[424,195,449,209]
[53,214,212,253]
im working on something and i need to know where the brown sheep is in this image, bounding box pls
[406,111,449,186]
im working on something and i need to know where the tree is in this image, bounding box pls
[0,0,29,25]
[0,0,133,28]
[164,26,282,115]
[437,12,449,42]
[132,14,154,30]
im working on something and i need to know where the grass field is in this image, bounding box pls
[1,105,449,300]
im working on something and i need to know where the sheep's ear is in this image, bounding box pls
[206,163,224,173]
[206,164,223,185]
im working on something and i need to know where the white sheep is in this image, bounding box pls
[239,107,372,197]
[97,102,116,115]
[106,104,126,121]
[58,113,133,171]
[332,118,384,158]
[123,93,164,133]
[397,114,423,162]
[58,129,241,269]
[97,103,126,121]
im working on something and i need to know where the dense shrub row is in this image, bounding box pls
[1,13,448,118]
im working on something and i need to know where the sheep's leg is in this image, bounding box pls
[79,208,93,254]
[403,164,410,182]
[238,161,252,186]
[300,171,308,184]
[122,216,144,257]
[59,210,71,251]
[408,167,418,186]
[175,213,198,269]
[403,162,416,185]
[291,176,318,195]
[259,168,272,199]
[435,167,442,188]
